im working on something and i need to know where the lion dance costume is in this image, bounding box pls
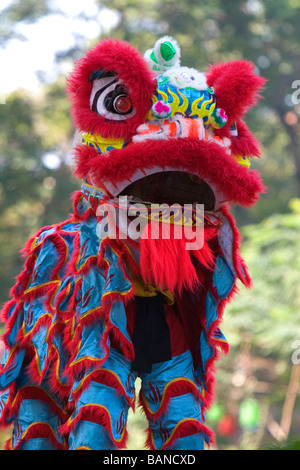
[0,37,265,450]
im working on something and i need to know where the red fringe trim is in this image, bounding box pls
[98,237,140,279]
[0,301,23,350]
[17,311,53,345]
[46,345,72,398]
[220,205,252,288]
[139,378,204,421]
[1,314,72,402]
[196,210,247,416]
[66,291,135,380]
[145,418,215,450]
[0,383,17,427]
[7,422,68,450]
[71,368,135,409]
[9,254,37,299]
[59,404,128,449]
[5,386,69,425]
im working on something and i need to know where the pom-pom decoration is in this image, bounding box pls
[144,36,181,73]
[151,100,172,119]
[208,107,228,128]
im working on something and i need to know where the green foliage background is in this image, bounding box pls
[0,0,300,450]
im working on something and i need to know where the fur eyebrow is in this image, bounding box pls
[89,69,115,82]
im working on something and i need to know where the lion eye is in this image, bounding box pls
[113,95,132,114]
[90,74,135,121]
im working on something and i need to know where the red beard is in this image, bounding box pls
[139,220,219,295]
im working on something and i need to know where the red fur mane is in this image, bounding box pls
[206,60,266,125]
[66,39,155,140]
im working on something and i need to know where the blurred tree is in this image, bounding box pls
[226,198,300,358]
[0,83,78,305]
[0,0,52,45]
[210,199,300,447]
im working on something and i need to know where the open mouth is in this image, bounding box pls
[84,128,263,211]
[119,171,216,211]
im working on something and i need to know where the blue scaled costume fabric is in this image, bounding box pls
[0,186,237,450]
[0,35,265,450]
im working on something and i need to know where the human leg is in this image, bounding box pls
[140,350,213,450]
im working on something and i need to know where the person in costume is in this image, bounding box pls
[0,37,265,450]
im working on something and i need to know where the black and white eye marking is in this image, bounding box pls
[89,75,136,121]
